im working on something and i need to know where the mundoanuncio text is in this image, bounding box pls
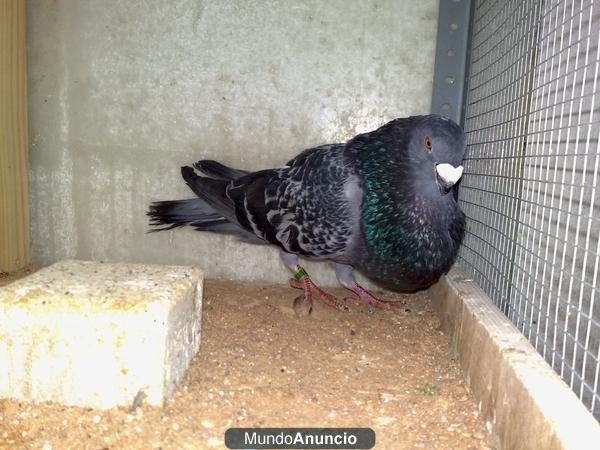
[244,431,358,446]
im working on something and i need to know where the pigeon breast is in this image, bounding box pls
[343,116,466,291]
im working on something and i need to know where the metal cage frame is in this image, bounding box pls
[433,0,600,419]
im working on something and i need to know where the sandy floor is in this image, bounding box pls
[0,272,493,449]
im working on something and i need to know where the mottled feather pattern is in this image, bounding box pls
[227,145,355,258]
[148,114,467,293]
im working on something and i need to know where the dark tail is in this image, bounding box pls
[147,198,225,232]
[148,165,265,244]
[147,196,264,244]
[148,159,244,232]
[193,160,249,180]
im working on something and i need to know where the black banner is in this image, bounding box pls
[224,428,376,449]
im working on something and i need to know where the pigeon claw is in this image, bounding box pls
[346,283,406,313]
[288,276,346,313]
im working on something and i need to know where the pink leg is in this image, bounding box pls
[345,283,406,312]
[288,271,345,314]
[332,262,405,312]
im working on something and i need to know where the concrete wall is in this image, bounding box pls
[28,0,438,285]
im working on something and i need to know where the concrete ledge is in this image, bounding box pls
[0,260,203,409]
[429,265,600,449]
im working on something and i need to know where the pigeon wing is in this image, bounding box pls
[226,144,359,258]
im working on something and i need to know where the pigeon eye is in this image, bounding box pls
[424,136,433,151]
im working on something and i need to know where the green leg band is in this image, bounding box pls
[293,266,309,282]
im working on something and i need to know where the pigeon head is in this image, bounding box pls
[408,115,466,196]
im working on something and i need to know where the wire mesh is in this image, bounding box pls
[459,0,600,419]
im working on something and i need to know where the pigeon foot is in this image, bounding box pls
[345,283,405,312]
[289,266,346,314]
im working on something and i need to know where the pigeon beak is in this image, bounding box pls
[435,163,464,195]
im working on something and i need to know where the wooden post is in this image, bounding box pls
[0,0,29,272]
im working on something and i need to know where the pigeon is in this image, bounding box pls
[148,114,466,312]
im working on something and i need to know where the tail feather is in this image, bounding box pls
[148,164,266,245]
[193,160,249,181]
[147,198,223,232]
[180,166,241,226]
[190,221,265,244]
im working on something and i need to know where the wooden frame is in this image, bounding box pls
[0,0,29,272]
[430,266,600,449]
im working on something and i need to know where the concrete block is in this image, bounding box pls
[0,260,203,409]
